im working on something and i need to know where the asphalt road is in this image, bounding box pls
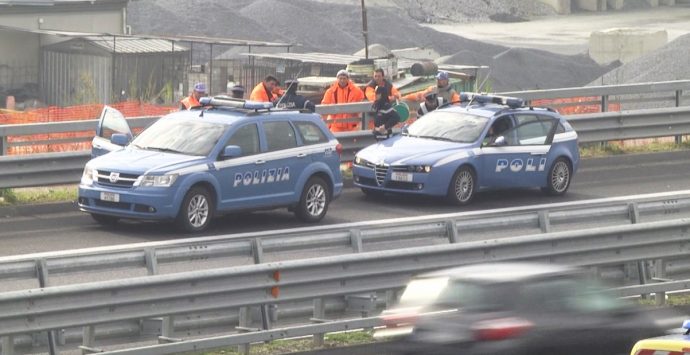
[1,151,690,258]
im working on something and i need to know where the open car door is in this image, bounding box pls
[91,106,132,158]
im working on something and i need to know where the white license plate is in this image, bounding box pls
[391,172,413,182]
[100,192,120,203]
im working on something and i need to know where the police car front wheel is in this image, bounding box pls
[295,176,330,223]
[176,186,215,233]
[447,166,476,206]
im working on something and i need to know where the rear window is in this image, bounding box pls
[294,121,328,145]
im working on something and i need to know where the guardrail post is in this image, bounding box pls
[251,239,271,331]
[0,136,7,156]
[144,249,178,344]
[538,211,551,233]
[350,229,363,253]
[236,307,253,355]
[446,220,459,243]
[312,299,326,347]
[36,259,60,355]
[654,260,667,306]
[601,95,609,112]
[675,90,683,144]
[145,248,158,275]
[1,336,15,355]
[78,326,99,354]
[627,202,649,296]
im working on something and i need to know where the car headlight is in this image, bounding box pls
[409,165,432,173]
[81,166,97,185]
[134,174,178,187]
[354,156,363,165]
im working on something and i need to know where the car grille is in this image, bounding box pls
[96,170,139,188]
[374,164,388,186]
[390,165,410,172]
[357,176,377,187]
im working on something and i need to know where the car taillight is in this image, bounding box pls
[472,317,533,341]
[382,312,419,328]
[335,143,343,157]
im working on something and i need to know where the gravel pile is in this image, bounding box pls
[310,0,558,24]
[126,0,611,91]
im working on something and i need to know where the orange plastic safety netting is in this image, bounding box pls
[532,96,621,115]
[0,102,176,155]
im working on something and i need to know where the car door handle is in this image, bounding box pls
[254,160,266,165]
[530,152,544,155]
[296,153,307,158]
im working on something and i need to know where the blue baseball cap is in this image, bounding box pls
[193,82,207,93]
[436,71,449,81]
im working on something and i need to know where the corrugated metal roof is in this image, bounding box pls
[242,52,417,69]
[85,36,188,54]
[0,24,292,48]
[0,0,126,6]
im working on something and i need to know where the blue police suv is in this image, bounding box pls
[78,97,343,232]
[353,94,579,205]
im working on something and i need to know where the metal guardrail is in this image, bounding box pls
[0,217,689,353]
[2,106,690,189]
[1,189,689,285]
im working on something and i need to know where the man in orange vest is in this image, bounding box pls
[179,82,207,110]
[403,71,460,104]
[250,75,281,102]
[364,69,400,102]
[320,70,365,132]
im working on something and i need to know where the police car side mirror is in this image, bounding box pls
[110,133,130,146]
[492,136,507,146]
[222,145,242,159]
[401,124,409,134]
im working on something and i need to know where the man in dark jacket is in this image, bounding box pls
[373,85,401,137]
[275,80,315,112]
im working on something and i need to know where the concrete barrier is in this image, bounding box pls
[589,28,668,65]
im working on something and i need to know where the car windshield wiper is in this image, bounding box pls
[142,146,187,154]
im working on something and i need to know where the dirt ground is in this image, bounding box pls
[427,6,690,55]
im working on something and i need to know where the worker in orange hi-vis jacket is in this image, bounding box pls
[321,70,365,132]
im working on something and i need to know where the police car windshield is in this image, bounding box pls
[131,119,227,156]
[406,111,489,143]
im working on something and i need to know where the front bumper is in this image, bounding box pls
[78,183,178,220]
[352,165,447,196]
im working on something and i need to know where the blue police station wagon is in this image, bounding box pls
[78,97,343,232]
[353,94,579,205]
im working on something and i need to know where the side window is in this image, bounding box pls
[555,122,566,134]
[226,123,260,156]
[294,121,328,145]
[505,115,556,146]
[100,109,130,139]
[263,121,298,151]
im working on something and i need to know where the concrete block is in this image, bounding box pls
[644,0,660,5]
[659,0,675,5]
[589,28,668,65]
[575,0,607,10]
[536,0,571,14]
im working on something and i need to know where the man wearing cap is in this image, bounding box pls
[250,75,281,102]
[403,71,460,104]
[179,82,207,110]
[229,85,245,99]
[320,70,365,132]
[417,91,444,117]
[275,80,315,112]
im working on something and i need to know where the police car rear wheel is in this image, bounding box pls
[91,213,119,226]
[544,158,572,196]
[447,166,476,205]
[176,187,214,233]
[296,176,330,223]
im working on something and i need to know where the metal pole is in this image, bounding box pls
[209,44,214,95]
[361,0,369,59]
[601,94,608,113]
[675,90,683,145]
